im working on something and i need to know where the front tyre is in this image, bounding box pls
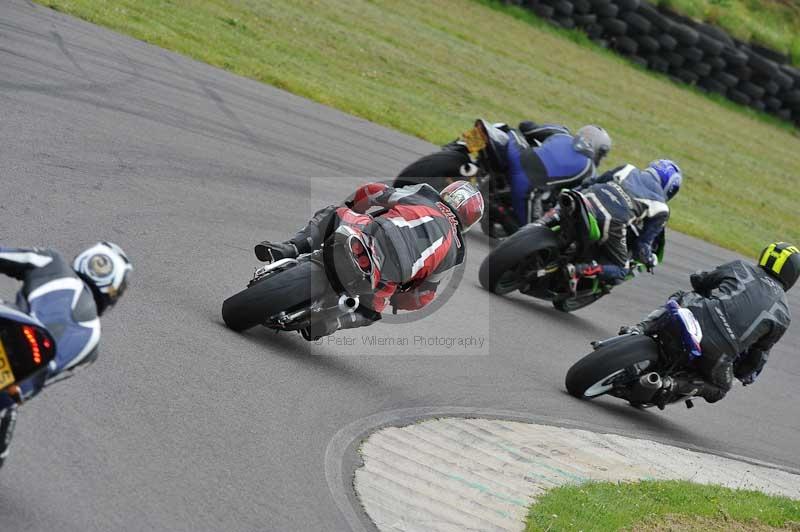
[222,261,329,332]
[565,335,659,399]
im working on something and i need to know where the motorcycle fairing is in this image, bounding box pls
[666,300,703,360]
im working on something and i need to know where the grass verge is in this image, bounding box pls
[37,0,800,256]
[526,480,800,531]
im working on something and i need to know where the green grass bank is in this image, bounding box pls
[38,0,800,256]
[526,479,800,531]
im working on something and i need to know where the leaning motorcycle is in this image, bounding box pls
[565,300,706,410]
[478,189,665,312]
[0,303,57,469]
[394,119,576,238]
[222,215,387,339]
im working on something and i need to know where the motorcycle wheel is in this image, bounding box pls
[552,293,602,312]
[221,260,329,332]
[393,149,469,191]
[478,225,559,295]
[0,407,18,470]
[565,334,659,399]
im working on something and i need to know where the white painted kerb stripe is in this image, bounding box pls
[354,419,800,532]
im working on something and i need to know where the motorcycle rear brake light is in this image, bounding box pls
[21,325,42,365]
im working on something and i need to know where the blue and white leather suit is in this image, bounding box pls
[580,164,670,280]
[0,247,100,410]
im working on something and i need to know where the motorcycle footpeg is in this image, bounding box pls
[250,258,298,286]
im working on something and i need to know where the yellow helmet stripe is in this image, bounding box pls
[760,243,777,267]
[772,245,800,274]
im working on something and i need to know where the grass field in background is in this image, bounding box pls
[660,0,800,62]
[525,480,800,531]
[39,0,800,256]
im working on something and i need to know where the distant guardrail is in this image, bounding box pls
[507,0,800,126]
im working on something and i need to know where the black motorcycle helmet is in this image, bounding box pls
[758,242,800,290]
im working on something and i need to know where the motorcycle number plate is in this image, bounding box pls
[0,339,15,389]
[461,126,486,155]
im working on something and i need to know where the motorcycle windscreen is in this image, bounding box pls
[0,318,56,391]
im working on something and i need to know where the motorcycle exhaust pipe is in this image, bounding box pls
[629,372,662,403]
[338,294,360,313]
[640,372,662,389]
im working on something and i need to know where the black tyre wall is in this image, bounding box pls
[519,0,800,125]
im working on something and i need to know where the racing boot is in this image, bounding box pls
[653,375,710,410]
[619,306,670,336]
[618,324,644,336]
[575,261,604,277]
[533,207,560,227]
[254,241,299,263]
[565,261,603,296]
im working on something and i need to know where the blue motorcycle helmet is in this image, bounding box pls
[647,159,682,200]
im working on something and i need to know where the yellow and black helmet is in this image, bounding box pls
[758,242,800,290]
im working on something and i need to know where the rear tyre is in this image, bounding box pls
[636,35,660,54]
[647,55,669,73]
[599,17,627,36]
[478,225,559,295]
[721,47,748,67]
[394,149,469,190]
[615,36,639,55]
[657,33,678,52]
[0,407,17,470]
[222,260,329,332]
[698,77,727,94]
[739,80,766,100]
[565,335,660,399]
[621,12,651,34]
[728,88,751,106]
[552,293,602,312]
[594,3,618,18]
[533,4,555,18]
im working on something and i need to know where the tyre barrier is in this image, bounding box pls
[505,0,800,126]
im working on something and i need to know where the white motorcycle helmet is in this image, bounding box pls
[73,242,132,314]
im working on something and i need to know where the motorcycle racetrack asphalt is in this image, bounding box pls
[1,2,798,530]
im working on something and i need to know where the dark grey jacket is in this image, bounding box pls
[682,260,790,381]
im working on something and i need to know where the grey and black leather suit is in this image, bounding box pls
[643,260,790,402]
